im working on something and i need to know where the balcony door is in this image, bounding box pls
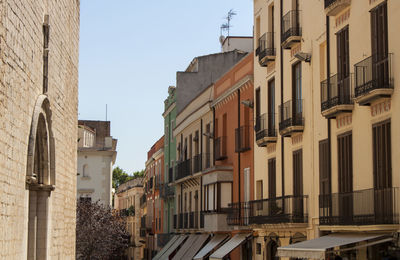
[338,132,353,224]
[371,2,389,87]
[373,120,392,223]
[268,79,275,133]
[337,26,350,103]
[255,87,261,132]
[268,158,277,216]
[293,150,303,221]
[292,62,302,124]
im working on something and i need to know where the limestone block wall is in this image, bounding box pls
[0,0,80,258]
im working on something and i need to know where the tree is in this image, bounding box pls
[132,169,145,178]
[112,166,132,189]
[76,199,130,260]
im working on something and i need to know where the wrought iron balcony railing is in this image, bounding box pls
[168,167,174,183]
[257,33,276,66]
[319,187,399,225]
[214,136,227,160]
[192,154,202,174]
[176,159,192,181]
[249,195,308,224]
[227,202,250,226]
[320,73,353,115]
[279,99,304,134]
[281,10,302,46]
[354,54,393,104]
[255,113,277,143]
[235,126,251,153]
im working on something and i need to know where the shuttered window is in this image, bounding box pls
[373,120,391,188]
[293,149,303,196]
[338,132,353,193]
[319,139,331,196]
[268,158,276,199]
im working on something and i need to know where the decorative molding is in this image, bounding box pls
[336,114,352,129]
[290,43,302,58]
[291,134,303,145]
[371,100,391,117]
[267,144,276,153]
[335,9,350,28]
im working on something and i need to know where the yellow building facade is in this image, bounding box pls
[252,0,400,259]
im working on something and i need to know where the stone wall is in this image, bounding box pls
[0,0,80,258]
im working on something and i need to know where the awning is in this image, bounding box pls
[152,235,179,260]
[209,233,251,260]
[181,234,210,260]
[172,235,208,260]
[171,234,198,260]
[156,235,188,260]
[277,233,391,259]
[193,234,229,260]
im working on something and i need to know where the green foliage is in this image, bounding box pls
[112,167,145,188]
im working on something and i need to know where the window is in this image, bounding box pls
[80,196,91,203]
[268,78,275,129]
[256,243,262,255]
[268,158,276,199]
[373,120,391,188]
[337,132,352,220]
[292,62,302,108]
[293,149,303,196]
[82,164,89,177]
[204,182,232,212]
[255,87,261,130]
[319,139,331,196]
[256,180,263,200]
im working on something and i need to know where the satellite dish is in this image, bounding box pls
[219,35,226,45]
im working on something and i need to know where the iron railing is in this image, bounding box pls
[319,187,399,225]
[160,184,174,199]
[354,54,393,98]
[279,99,304,131]
[255,113,277,141]
[281,10,302,44]
[227,202,250,226]
[235,126,251,153]
[203,153,212,170]
[215,136,227,160]
[176,159,191,180]
[324,0,341,9]
[189,212,195,228]
[258,32,276,61]
[249,195,308,224]
[192,154,202,173]
[321,74,353,112]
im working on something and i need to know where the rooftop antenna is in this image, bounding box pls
[220,9,237,49]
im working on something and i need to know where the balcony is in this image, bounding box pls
[249,195,308,224]
[354,54,393,105]
[192,154,202,174]
[256,33,275,67]
[227,202,250,226]
[281,10,302,49]
[324,0,351,16]
[279,99,304,137]
[203,208,231,232]
[175,159,191,181]
[255,113,277,147]
[319,187,399,226]
[235,126,251,153]
[160,184,174,199]
[320,74,354,118]
[214,136,227,160]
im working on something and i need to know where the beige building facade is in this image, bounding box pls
[0,0,80,259]
[115,177,144,260]
[77,120,117,206]
[252,0,400,259]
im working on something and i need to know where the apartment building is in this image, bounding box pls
[114,177,144,260]
[209,53,255,260]
[77,120,117,206]
[162,86,177,236]
[252,0,400,259]
[143,136,164,259]
[0,1,80,258]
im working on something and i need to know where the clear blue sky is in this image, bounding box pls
[78,0,254,174]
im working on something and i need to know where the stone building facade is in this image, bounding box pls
[0,0,80,259]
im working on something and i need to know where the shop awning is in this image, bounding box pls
[156,235,188,260]
[209,233,251,260]
[277,233,391,260]
[193,234,229,260]
[152,235,179,260]
[181,234,210,260]
[172,234,209,260]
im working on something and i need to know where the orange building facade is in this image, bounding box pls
[210,53,255,259]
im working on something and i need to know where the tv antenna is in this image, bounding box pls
[220,9,237,38]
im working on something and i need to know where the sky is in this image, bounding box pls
[78,0,254,174]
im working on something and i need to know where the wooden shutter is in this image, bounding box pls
[338,132,353,193]
[319,139,331,195]
[293,149,303,196]
[373,120,392,189]
[268,158,276,198]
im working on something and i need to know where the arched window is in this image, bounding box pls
[26,95,55,260]
[82,164,89,177]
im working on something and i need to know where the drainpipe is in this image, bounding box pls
[280,0,285,197]
[326,16,332,193]
[237,89,241,220]
[200,119,203,223]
